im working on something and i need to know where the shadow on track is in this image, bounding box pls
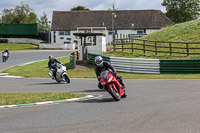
[28,82,67,85]
[71,89,105,93]
[78,98,116,103]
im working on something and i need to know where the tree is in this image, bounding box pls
[37,12,50,30]
[162,0,200,23]
[1,2,37,24]
[71,6,89,11]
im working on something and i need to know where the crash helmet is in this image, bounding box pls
[95,56,103,67]
[49,55,54,61]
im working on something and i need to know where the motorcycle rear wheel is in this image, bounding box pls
[108,84,121,101]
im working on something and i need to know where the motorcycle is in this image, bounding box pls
[48,64,70,83]
[100,70,126,101]
[2,51,9,62]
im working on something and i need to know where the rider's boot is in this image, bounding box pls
[118,77,127,98]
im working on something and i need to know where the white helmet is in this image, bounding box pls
[95,56,103,67]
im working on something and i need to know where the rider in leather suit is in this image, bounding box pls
[48,56,62,80]
[94,56,125,90]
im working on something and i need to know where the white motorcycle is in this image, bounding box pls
[2,52,9,62]
[48,64,70,83]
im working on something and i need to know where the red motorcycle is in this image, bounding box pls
[100,70,126,101]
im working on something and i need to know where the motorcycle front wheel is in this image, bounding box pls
[108,84,121,101]
[2,56,6,62]
[63,74,70,83]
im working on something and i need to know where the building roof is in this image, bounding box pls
[51,10,173,31]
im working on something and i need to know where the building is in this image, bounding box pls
[51,10,173,48]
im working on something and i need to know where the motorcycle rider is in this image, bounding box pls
[3,48,9,57]
[94,56,126,91]
[2,48,9,62]
[48,55,62,80]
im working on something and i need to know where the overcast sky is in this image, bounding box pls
[0,0,166,22]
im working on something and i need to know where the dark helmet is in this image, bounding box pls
[95,56,103,67]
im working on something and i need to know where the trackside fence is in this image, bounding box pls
[113,38,200,56]
[110,57,160,74]
[88,53,200,74]
[160,59,200,74]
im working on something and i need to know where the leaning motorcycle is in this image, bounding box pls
[48,64,70,83]
[2,52,8,62]
[100,70,126,101]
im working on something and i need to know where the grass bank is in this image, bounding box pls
[142,19,200,42]
[105,19,200,58]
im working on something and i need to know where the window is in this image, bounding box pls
[84,30,91,33]
[59,31,65,35]
[108,30,117,35]
[137,30,144,34]
[65,30,70,35]
[59,30,70,36]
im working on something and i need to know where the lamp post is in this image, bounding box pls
[112,12,117,42]
[48,21,51,43]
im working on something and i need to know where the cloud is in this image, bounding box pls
[0,0,166,21]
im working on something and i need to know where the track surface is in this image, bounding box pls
[1,51,200,133]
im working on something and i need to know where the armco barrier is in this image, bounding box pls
[88,53,110,65]
[160,59,200,74]
[110,57,160,74]
[88,53,200,74]
[88,53,160,74]
[69,53,76,69]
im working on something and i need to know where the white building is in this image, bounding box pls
[50,10,172,49]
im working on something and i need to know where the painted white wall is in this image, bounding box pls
[51,28,160,48]
[87,35,106,54]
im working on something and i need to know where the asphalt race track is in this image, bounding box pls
[1,51,200,133]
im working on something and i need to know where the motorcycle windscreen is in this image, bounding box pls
[101,70,108,81]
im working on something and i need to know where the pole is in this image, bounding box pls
[112,13,114,42]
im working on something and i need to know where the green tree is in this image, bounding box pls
[37,12,50,30]
[1,2,37,24]
[71,6,89,11]
[162,0,200,23]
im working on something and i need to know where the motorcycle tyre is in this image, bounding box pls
[63,74,70,84]
[2,56,6,62]
[108,85,121,101]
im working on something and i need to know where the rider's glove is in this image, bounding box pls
[97,76,101,81]
[113,72,117,77]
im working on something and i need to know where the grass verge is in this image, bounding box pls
[0,43,39,51]
[2,56,200,79]
[0,93,86,106]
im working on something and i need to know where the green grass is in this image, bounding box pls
[105,19,200,59]
[142,19,200,42]
[3,56,200,79]
[3,56,70,78]
[2,56,97,78]
[0,43,39,51]
[0,93,86,106]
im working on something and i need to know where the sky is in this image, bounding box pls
[0,0,166,22]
